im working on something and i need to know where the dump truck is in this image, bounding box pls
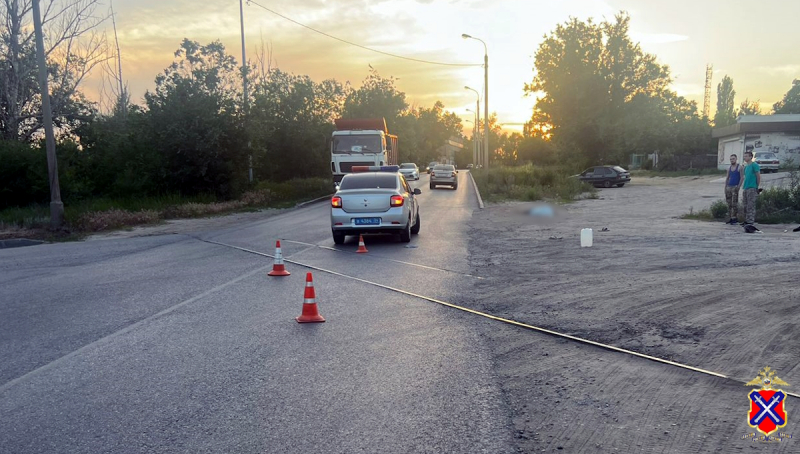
[331,118,398,185]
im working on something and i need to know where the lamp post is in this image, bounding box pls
[32,0,63,228]
[465,86,480,168]
[239,0,253,182]
[466,109,477,167]
[462,34,488,168]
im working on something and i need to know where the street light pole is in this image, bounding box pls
[239,0,253,183]
[32,0,63,228]
[462,34,489,169]
[467,109,480,166]
[465,86,480,165]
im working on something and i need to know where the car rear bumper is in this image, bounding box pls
[431,177,456,184]
[331,207,409,232]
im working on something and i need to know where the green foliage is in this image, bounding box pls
[342,69,407,130]
[0,141,48,209]
[250,69,343,181]
[714,76,737,127]
[773,81,800,114]
[710,200,729,219]
[145,40,248,198]
[738,98,761,116]
[254,178,332,204]
[526,13,709,167]
[471,164,594,202]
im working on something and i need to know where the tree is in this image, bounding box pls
[250,68,346,181]
[342,68,407,129]
[525,13,698,167]
[738,98,761,116]
[773,80,800,114]
[0,0,108,141]
[144,39,247,197]
[714,76,736,127]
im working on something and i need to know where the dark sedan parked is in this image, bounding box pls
[576,165,631,188]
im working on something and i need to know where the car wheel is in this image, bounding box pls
[399,218,412,243]
[603,180,612,188]
[411,212,420,234]
[332,231,345,245]
[430,183,435,190]
[453,184,458,190]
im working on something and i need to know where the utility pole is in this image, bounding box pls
[110,0,126,117]
[32,0,63,228]
[239,0,253,182]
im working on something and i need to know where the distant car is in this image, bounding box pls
[426,161,439,174]
[398,163,420,180]
[430,164,458,189]
[330,166,421,244]
[753,151,780,173]
[576,165,631,188]
[466,163,474,169]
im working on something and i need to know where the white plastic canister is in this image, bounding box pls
[580,228,593,247]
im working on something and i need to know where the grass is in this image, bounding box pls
[470,164,596,203]
[0,177,333,240]
[683,183,800,225]
[631,168,726,178]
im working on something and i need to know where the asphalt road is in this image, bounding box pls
[0,172,516,453]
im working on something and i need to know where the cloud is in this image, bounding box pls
[755,65,800,77]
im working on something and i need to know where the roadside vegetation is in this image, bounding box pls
[470,165,595,203]
[3,7,799,239]
[683,171,800,224]
[631,168,725,178]
[0,178,332,239]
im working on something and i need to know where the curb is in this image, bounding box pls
[468,171,485,209]
[295,193,334,209]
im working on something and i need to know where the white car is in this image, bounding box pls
[331,166,421,244]
[398,163,420,180]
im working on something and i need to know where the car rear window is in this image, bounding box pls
[339,174,398,190]
[612,166,627,173]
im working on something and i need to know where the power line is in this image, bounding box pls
[246,1,482,68]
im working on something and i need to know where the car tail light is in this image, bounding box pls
[430,172,435,177]
[331,196,342,208]
[390,195,404,207]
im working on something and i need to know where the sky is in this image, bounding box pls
[96,0,800,134]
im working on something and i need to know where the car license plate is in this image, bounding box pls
[355,217,380,226]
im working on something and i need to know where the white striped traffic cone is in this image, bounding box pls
[356,235,368,253]
[268,240,291,276]
[296,272,325,323]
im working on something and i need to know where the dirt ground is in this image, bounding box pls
[464,175,800,453]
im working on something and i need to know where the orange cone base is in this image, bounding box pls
[296,305,325,323]
[268,265,290,277]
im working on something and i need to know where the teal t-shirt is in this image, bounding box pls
[743,162,760,189]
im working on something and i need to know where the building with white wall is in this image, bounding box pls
[713,115,800,170]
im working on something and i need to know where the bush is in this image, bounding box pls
[471,164,594,202]
[0,141,49,209]
[710,200,728,219]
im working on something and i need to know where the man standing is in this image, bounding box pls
[742,151,761,232]
[724,154,742,225]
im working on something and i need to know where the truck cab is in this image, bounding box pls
[331,118,398,184]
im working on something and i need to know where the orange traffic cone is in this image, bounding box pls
[296,273,325,323]
[268,240,291,276]
[356,235,368,253]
